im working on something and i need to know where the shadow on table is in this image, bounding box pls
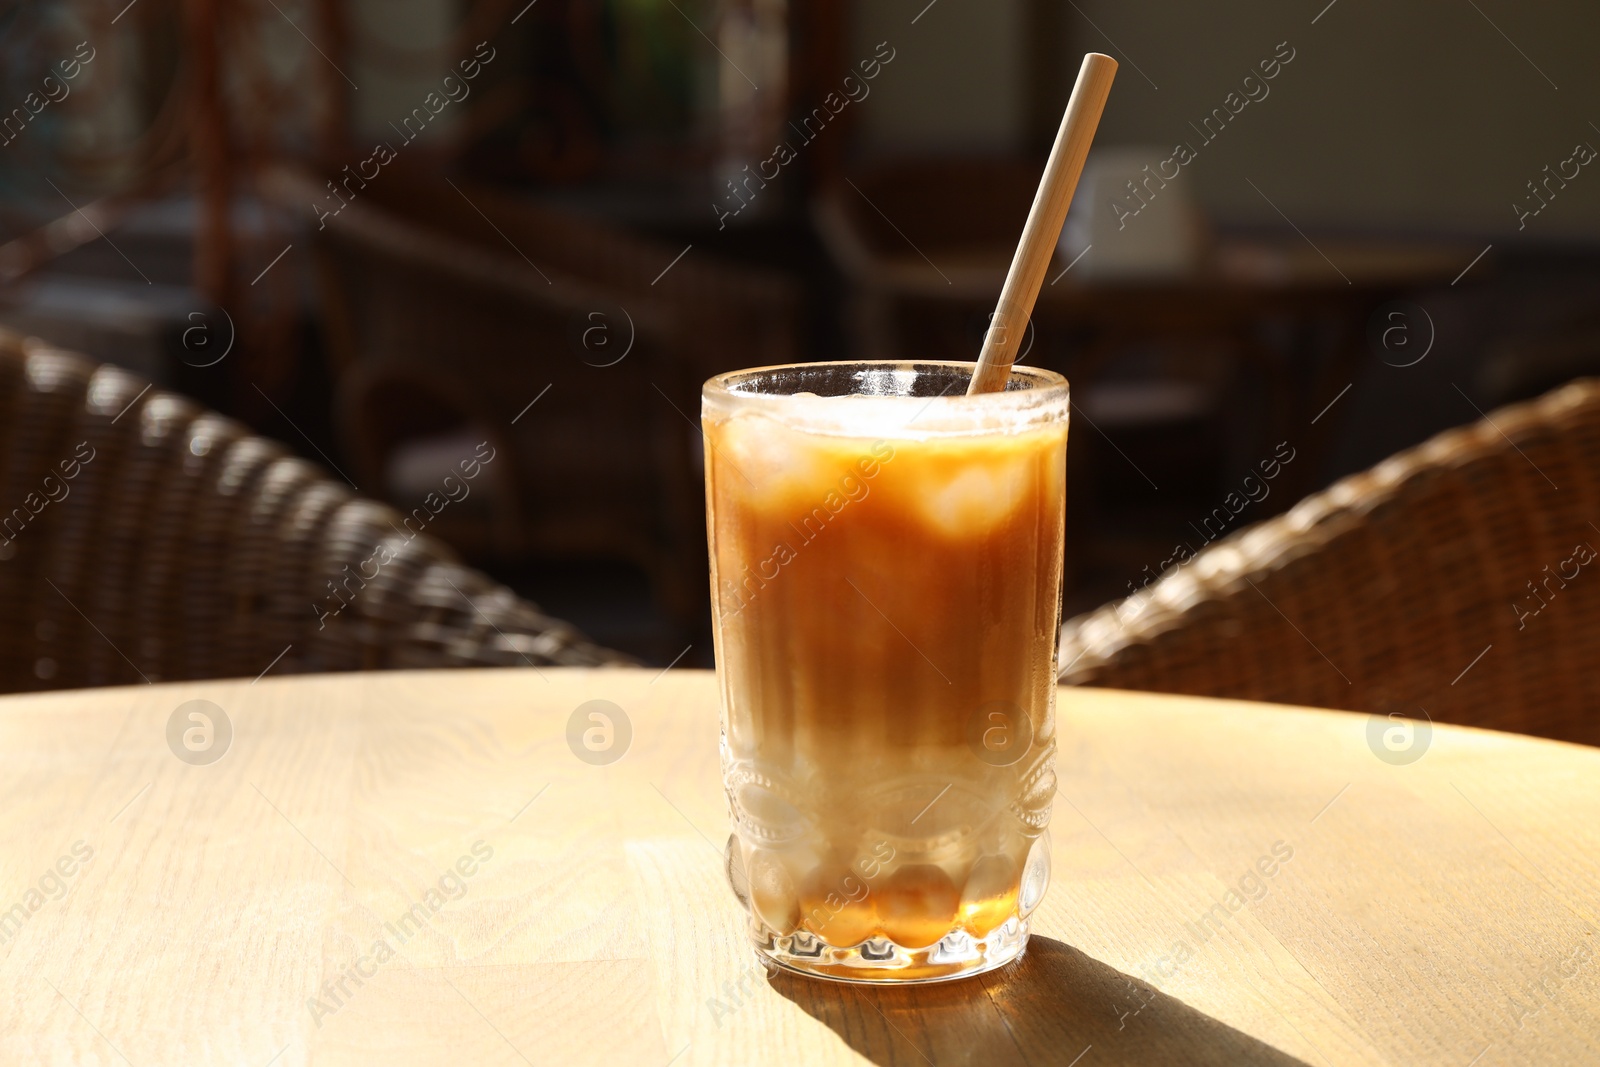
[768,936,1311,1066]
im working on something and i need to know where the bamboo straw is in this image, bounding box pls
[968,53,1118,394]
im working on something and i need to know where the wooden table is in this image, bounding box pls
[2,669,1596,1066]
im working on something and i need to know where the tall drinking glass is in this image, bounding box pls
[703,361,1068,983]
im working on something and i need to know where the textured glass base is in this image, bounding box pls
[753,916,1030,984]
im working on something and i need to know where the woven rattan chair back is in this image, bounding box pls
[0,333,628,693]
[1060,379,1600,746]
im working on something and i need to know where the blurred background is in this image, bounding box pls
[5,0,1600,666]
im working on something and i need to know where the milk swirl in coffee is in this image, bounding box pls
[703,364,1068,981]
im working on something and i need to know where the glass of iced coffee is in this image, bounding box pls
[703,361,1067,983]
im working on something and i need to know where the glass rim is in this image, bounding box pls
[702,360,1069,437]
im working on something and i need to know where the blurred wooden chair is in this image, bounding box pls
[1059,378,1600,746]
[263,166,799,635]
[0,331,629,694]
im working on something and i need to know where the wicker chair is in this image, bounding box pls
[0,331,629,694]
[1059,378,1600,746]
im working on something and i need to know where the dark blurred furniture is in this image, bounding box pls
[0,330,628,693]
[1059,378,1600,746]
[815,159,1482,594]
[815,158,1477,371]
[265,166,799,639]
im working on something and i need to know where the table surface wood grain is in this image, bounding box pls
[0,668,1595,1066]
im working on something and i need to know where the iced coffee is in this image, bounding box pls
[703,361,1067,983]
